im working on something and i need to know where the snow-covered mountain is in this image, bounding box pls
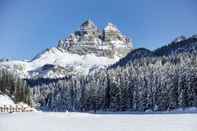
[0,20,133,78]
[26,34,197,112]
[111,35,197,68]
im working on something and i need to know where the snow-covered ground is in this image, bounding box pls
[0,112,197,131]
[0,94,36,112]
[0,95,15,107]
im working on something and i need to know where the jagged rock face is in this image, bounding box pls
[0,20,133,79]
[104,23,125,42]
[80,19,100,34]
[57,20,133,58]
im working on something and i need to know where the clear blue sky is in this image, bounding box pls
[0,0,197,59]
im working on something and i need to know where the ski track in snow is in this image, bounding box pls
[0,112,197,131]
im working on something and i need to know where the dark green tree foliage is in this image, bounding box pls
[0,70,32,105]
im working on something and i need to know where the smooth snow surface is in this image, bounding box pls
[0,112,197,131]
[0,95,15,107]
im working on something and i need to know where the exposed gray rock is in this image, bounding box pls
[57,19,133,58]
[0,20,134,79]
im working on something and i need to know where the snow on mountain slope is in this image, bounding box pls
[0,47,119,78]
[31,47,118,69]
[0,20,133,79]
[28,47,119,78]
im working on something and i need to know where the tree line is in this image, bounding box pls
[0,70,32,105]
[29,51,197,112]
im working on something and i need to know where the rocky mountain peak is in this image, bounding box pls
[57,20,133,58]
[80,19,99,32]
[104,22,120,33]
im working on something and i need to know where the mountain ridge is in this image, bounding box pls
[57,19,133,58]
[0,20,133,79]
[111,35,197,68]
[28,33,197,112]
[26,34,197,85]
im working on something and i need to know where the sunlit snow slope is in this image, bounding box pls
[0,48,119,78]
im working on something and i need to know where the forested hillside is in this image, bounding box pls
[0,70,32,105]
[26,35,197,112]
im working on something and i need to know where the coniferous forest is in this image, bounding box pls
[0,70,32,105]
[26,36,197,112]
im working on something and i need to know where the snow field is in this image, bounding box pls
[0,112,197,131]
